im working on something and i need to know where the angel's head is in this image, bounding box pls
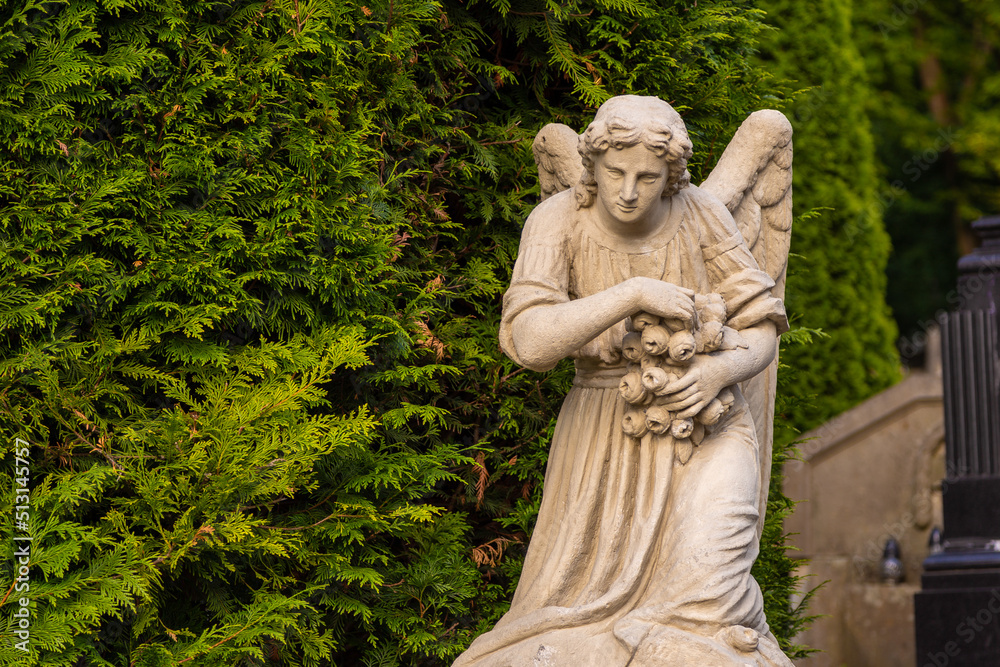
[576,96,693,213]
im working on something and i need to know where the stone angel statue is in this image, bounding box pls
[454,96,794,666]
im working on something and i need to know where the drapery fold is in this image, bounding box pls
[461,185,793,666]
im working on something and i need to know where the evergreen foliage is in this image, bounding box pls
[756,0,902,431]
[0,1,809,664]
[853,0,1000,347]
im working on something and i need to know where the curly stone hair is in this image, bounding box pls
[575,95,693,209]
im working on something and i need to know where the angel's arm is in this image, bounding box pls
[509,277,696,371]
[501,194,697,371]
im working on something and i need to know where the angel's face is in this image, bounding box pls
[593,144,669,229]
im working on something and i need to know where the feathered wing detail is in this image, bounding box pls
[701,110,793,541]
[532,123,583,201]
[701,110,793,294]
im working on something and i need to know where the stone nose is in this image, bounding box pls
[620,174,639,203]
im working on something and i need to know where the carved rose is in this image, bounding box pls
[621,408,650,437]
[641,366,670,394]
[667,330,696,362]
[641,324,671,356]
[631,311,661,332]
[622,331,644,362]
[645,405,672,435]
[670,417,695,439]
[619,371,647,404]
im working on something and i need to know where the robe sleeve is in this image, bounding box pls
[697,192,789,335]
[498,198,572,369]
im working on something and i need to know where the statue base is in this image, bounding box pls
[464,623,794,667]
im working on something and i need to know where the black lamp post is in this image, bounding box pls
[914,216,1000,667]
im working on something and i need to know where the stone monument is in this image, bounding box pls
[454,96,795,666]
[914,215,1000,666]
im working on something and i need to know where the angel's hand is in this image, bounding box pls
[658,354,733,419]
[629,277,696,325]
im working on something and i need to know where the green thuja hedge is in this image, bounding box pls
[757,0,902,431]
[0,1,810,664]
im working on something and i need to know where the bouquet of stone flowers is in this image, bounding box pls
[618,293,746,464]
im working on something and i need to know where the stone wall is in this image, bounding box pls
[784,329,945,666]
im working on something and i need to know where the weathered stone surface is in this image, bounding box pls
[455,95,795,666]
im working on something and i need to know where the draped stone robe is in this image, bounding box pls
[455,184,793,667]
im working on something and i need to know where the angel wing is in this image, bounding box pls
[532,123,583,201]
[701,110,793,540]
[700,110,793,299]
[531,110,793,539]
